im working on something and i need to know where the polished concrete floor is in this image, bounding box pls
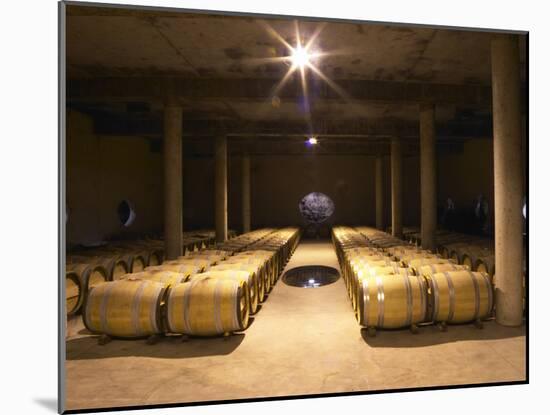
[65,239,526,411]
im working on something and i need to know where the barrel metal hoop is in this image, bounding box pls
[482,272,494,315]
[431,275,440,321]
[363,278,370,326]
[468,271,481,318]
[376,277,385,327]
[182,279,199,333]
[150,285,163,333]
[231,281,240,330]
[213,279,224,333]
[418,276,427,321]
[99,282,118,334]
[131,281,148,336]
[444,272,456,322]
[403,275,413,327]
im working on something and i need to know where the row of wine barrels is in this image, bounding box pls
[67,255,129,281]
[80,228,299,337]
[83,276,250,338]
[334,226,495,329]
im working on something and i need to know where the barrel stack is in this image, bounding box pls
[332,226,494,335]
[79,227,301,341]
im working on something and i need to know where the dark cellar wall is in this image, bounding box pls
[67,110,498,243]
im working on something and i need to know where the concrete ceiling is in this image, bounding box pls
[65,4,526,148]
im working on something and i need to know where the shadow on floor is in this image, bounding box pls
[34,398,57,413]
[361,321,526,348]
[66,331,246,361]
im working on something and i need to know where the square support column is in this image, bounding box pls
[163,105,183,260]
[491,35,524,326]
[420,103,437,252]
[375,155,384,230]
[215,135,228,243]
[242,154,251,234]
[391,137,403,238]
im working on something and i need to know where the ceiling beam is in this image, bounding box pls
[67,77,492,106]
[89,113,491,139]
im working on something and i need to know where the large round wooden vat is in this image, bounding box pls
[425,270,493,324]
[166,277,249,336]
[355,275,428,328]
[83,279,166,338]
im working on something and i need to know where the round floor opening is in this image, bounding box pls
[282,266,340,288]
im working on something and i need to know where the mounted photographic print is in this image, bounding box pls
[59,1,528,413]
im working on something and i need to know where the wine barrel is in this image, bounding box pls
[145,264,202,276]
[474,256,496,281]
[178,254,225,264]
[147,250,163,266]
[131,254,147,272]
[406,257,453,273]
[225,255,274,288]
[184,249,232,260]
[425,270,493,324]
[209,263,266,302]
[163,258,214,271]
[189,270,259,314]
[123,270,189,286]
[67,263,109,307]
[166,277,249,336]
[347,261,403,309]
[65,271,82,316]
[461,247,494,271]
[83,279,167,338]
[355,275,428,328]
[418,263,466,277]
[362,265,414,278]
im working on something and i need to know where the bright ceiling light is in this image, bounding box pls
[307,137,318,145]
[291,46,310,68]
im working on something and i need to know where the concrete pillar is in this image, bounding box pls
[391,137,403,238]
[215,135,228,242]
[375,156,384,230]
[491,35,524,326]
[420,103,437,252]
[242,154,251,233]
[163,105,183,260]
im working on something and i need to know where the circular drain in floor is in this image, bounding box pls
[282,266,340,288]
